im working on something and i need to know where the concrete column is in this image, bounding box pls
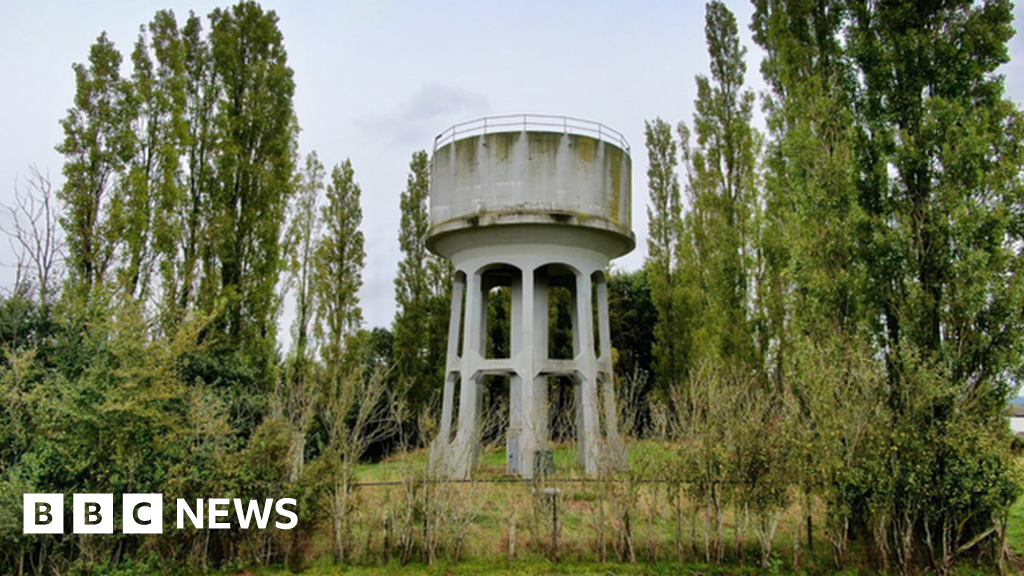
[522,268,550,479]
[438,273,465,445]
[595,274,617,438]
[566,278,585,466]
[596,273,611,364]
[574,270,600,476]
[477,276,490,357]
[508,271,524,474]
[451,269,485,478]
[594,272,627,472]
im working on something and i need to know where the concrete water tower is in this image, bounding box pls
[427,115,634,479]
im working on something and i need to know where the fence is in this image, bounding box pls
[322,468,811,568]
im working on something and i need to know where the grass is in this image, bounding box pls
[134,445,1024,576]
[353,443,591,483]
[241,557,774,576]
[283,441,825,575]
[1007,491,1024,556]
[353,440,685,484]
[323,446,1024,576]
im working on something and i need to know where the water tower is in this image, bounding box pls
[427,115,634,479]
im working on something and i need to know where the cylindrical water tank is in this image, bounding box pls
[427,115,634,260]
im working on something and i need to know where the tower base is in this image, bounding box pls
[428,232,628,479]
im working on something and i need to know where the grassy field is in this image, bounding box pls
[173,445,1024,576]
[1007,491,1024,558]
[270,443,810,574]
[242,558,778,576]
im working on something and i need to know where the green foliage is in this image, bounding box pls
[55,1,300,402]
[284,151,324,367]
[12,4,325,573]
[750,0,1024,572]
[607,268,655,381]
[643,119,690,395]
[637,0,1024,572]
[205,0,297,388]
[393,150,451,424]
[677,1,762,376]
[57,32,133,298]
[315,158,365,365]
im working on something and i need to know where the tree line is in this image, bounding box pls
[0,2,451,571]
[640,0,1024,573]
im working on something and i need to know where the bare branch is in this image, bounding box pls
[2,167,65,302]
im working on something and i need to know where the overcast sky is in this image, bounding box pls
[2,1,1024,337]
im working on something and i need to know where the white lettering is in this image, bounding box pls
[275,498,298,529]
[208,498,230,529]
[234,499,273,529]
[176,498,203,529]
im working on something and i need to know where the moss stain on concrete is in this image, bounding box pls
[572,134,597,165]
[528,131,561,159]
[606,146,623,225]
[455,136,479,170]
[488,131,517,163]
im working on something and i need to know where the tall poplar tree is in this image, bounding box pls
[57,32,133,298]
[849,1,1024,567]
[316,158,365,367]
[394,151,432,409]
[754,0,1024,567]
[284,152,324,370]
[173,11,219,322]
[644,118,689,393]
[846,0,1024,398]
[110,12,192,306]
[280,151,324,482]
[752,0,869,560]
[678,0,762,373]
[752,0,865,375]
[393,150,450,417]
[205,1,297,385]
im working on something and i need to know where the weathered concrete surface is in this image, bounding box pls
[427,125,632,479]
[428,130,634,259]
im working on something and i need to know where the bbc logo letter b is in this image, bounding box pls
[73,494,114,534]
[24,494,63,534]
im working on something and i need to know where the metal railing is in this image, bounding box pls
[433,114,630,154]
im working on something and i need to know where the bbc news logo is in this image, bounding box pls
[24,494,298,534]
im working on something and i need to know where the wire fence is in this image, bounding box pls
[351,476,752,487]
[323,471,814,568]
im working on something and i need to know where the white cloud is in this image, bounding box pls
[357,83,490,148]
